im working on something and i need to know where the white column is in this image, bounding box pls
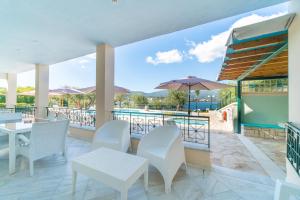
[35,64,49,118]
[6,73,17,108]
[0,73,6,79]
[287,0,300,186]
[96,44,115,128]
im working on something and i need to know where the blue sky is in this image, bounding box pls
[16,3,288,92]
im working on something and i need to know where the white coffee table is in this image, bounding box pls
[72,148,148,200]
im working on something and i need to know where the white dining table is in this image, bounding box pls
[0,120,33,174]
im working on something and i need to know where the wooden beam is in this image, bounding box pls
[225,61,258,69]
[262,61,288,67]
[251,69,287,75]
[230,34,287,50]
[225,55,265,65]
[248,73,288,79]
[237,43,288,81]
[226,46,278,59]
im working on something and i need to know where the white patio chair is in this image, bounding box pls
[47,112,57,120]
[274,180,300,200]
[92,120,130,152]
[137,125,186,193]
[57,113,68,120]
[17,119,69,176]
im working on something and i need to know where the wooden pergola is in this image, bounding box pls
[218,32,288,81]
[217,13,295,133]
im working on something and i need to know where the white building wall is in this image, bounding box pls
[287,0,300,186]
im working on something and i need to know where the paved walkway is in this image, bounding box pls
[210,132,267,176]
[238,135,285,181]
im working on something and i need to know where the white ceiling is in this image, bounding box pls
[0,0,287,73]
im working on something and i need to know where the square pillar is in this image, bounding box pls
[6,73,17,108]
[289,0,300,125]
[96,44,115,128]
[287,0,300,186]
[35,64,49,118]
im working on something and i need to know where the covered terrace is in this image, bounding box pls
[1,0,300,199]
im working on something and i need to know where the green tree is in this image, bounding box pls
[70,94,85,108]
[132,94,148,108]
[149,98,163,110]
[194,90,200,112]
[85,93,96,109]
[166,90,187,111]
[16,86,34,93]
[219,82,236,108]
[115,94,126,108]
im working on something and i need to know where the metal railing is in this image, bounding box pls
[0,106,36,119]
[287,122,300,176]
[46,107,96,128]
[112,110,210,147]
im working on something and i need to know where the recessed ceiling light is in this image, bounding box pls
[112,0,118,5]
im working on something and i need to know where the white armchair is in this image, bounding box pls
[17,119,69,176]
[92,120,130,152]
[274,180,300,200]
[137,125,186,193]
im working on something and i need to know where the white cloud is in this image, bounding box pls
[78,59,89,64]
[146,49,183,65]
[188,12,287,63]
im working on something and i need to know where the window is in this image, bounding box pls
[242,78,288,94]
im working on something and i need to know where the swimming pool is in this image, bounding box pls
[172,118,208,125]
[113,110,208,126]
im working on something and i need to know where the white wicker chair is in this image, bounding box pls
[17,119,69,176]
[137,125,186,193]
[92,120,130,152]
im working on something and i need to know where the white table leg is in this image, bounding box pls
[9,132,16,175]
[144,167,148,191]
[120,188,128,200]
[72,170,77,194]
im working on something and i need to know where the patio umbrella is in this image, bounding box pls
[18,90,35,96]
[50,88,84,95]
[49,88,85,107]
[155,76,230,115]
[18,90,65,96]
[78,86,130,94]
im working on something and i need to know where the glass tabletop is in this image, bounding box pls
[0,119,33,132]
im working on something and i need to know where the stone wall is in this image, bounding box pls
[242,126,285,140]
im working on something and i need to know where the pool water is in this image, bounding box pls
[172,118,208,125]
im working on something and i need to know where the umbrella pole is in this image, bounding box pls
[188,85,191,115]
[187,85,191,139]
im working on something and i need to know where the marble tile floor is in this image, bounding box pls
[0,137,279,200]
[247,137,286,173]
